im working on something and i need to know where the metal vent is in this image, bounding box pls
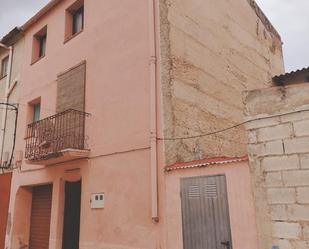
[188,185,200,199]
[204,183,217,198]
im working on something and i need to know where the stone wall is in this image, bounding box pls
[243,83,309,249]
[159,0,285,165]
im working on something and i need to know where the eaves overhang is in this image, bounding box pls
[21,0,63,32]
[0,27,23,47]
[273,67,309,86]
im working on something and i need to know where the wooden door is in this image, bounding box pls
[29,184,53,249]
[62,180,81,249]
[181,175,232,249]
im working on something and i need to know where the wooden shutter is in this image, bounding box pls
[29,185,53,249]
[56,62,86,113]
[181,175,232,249]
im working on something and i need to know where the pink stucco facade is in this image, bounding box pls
[8,1,157,248]
[5,0,261,248]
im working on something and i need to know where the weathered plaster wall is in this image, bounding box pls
[2,38,24,165]
[0,50,10,144]
[243,83,309,249]
[159,0,285,164]
[0,38,24,249]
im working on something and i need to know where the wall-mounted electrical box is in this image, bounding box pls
[90,193,104,209]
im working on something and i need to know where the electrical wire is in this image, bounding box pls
[1,101,308,171]
[157,108,309,141]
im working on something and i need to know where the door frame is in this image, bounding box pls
[180,174,233,249]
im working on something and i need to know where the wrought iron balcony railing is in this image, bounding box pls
[25,109,89,162]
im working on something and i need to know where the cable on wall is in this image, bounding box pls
[157,108,309,141]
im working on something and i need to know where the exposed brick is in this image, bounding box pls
[284,137,309,154]
[287,204,309,221]
[261,140,284,156]
[272,239,291,249]
[290,240,309,249]
[293,119,309,137]
[257,123,293,142]
[265,172,283,187]
[271,205,288,221]
[248,141,284,157]
[247,130,257,144]
[247,144,261,157]
[262,155,299,172]
[296,187,309,204]
[282,170,309,187]
[303,222,309,239]
[245,117,281,130]
[272,222,301,239]
[267,188,295,204]
[280,111,309,123]
[272,239,309,249]
[300,154,309,169]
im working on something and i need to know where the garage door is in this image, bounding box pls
[29,184,53,249]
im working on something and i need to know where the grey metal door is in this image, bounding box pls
[181,175,232,249]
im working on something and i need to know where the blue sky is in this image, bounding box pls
[0,0,308,72]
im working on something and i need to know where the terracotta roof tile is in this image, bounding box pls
[165,156,248,172]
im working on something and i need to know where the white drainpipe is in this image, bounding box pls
[149,0,159,222]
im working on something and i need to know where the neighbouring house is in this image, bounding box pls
[2,0,284,249]
[0,28,24,249]
[244,69,309,249]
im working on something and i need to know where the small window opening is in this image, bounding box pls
[65,0,84,42]
[32,26,47,64]
[38,34,47,58]
[33,103,41,122]
[1,56,9,78]
[72,7,84,35]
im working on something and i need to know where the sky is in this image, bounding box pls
[255,0,309,71]
[0,0,308,72]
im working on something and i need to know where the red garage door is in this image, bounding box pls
[29,184,53,249]
[0,173,12,249]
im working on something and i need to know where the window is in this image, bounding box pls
[32,26,47,64]
[65,0,84,42]
[33,103,41,122]
[38,34,47,58]
[72,7,84,35]
[26,99,41,138]
[1,56,9,78]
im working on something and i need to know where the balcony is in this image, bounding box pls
[25,109,90,165]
